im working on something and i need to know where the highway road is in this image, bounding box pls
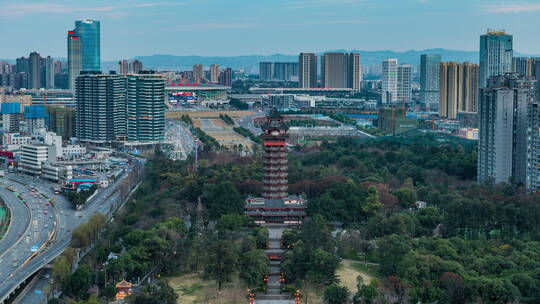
[0,158,143,303]
[0,181,56,291]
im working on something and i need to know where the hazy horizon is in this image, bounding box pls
[1,0,540,60]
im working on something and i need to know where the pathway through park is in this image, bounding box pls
[255,224,295,304]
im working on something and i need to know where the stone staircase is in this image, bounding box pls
[255,228,295,304]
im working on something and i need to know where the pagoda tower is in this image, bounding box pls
[261,111,289,199]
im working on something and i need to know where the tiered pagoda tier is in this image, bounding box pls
[244,111,306,225]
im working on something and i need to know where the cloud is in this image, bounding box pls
[483,3,540,13]
[281,0,366,9]
[172,20,368,31]
[0,2,177,17]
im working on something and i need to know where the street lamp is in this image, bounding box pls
[294,290,301,304]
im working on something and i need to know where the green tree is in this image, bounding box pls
[203,240,238,290]
[239,249,269,287]
[353,280,379,304]
[202,182,244,219]
[62,265,93,300]
[324,284,350,304]
[127,279,178,304]
[362,186,383,217]
[394,188,417,208]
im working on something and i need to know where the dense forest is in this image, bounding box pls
[52,134,540,303]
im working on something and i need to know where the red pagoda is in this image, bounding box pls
[244,111,306,225]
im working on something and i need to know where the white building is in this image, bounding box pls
[62,145,87,158]
[382,58,398,104]
[397,64,412,103]
[18,144,57,176]
[2,133,31,147]
[42,163,73,183]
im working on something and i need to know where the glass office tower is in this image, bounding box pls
[419,54,441,110]
[67,30,82,90]
[75,20,100,72]
[479,29,513,88]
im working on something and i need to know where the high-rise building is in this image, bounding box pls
[321,53,361,90]
[512,57,538,76]
[24,105,48,134]
[45,56,55,89]
[68,20,100,90]
[47,105,75,139]
[210,64,220,84]
[131,60,143,74]
[462,62,480,112]
[67,30,82,90]
[527,91,540,192]
[118,60,129,74]
[439,62,461,119]
[193,64,203,83]
[382,58,398,103]
[479,29,513,88]
[478,74,535,185]
[219,68,233,87]
[75,20,100,72]
[439,62,480,118]
[420,54,441,109]
[75,72,127,143]
[260,62,299,82]
[397,64,412,103]
[273,62,299,82]
[126,72,165,143]
[16,57,29,74]
[0,62,13,74]
[28,52,41,89]
[259,62,273,81]
[298,53,317,88]
[1,102,21,132]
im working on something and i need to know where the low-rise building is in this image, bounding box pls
[18,144,57,176]
[62,145,86,158]
[42,163,73,183]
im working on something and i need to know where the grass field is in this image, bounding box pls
[336,260,379,294]
[0,205,8,239]
[167,273,247,304]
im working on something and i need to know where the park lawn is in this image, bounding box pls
[337,260,379,294]
[167,273,247,304]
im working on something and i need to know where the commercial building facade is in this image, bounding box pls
[397,64,412,103]
[420,54,441,109]
[382,58,398,103]
[321,53,361,90]
[210,64,220,84]
[193,64,203,83]
[478,74,535,185]
[126,73,165,143]
[479,29,513,88]
[439,62,479,119]
[298,53,317,88]
[75,72,127,143]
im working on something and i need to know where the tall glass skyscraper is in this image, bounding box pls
[75,20,100,72]
[68,20,100,90]
[67,30,82,90]
[479,29,513,88]
[419,54,441,110]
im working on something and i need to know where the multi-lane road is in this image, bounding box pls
[0,159,141,303]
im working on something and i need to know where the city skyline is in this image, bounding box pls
[2,0,540,59]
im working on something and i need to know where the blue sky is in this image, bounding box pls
[1,0,540,60]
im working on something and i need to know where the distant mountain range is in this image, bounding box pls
[3,48,539,73]
[129,49,538,72]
